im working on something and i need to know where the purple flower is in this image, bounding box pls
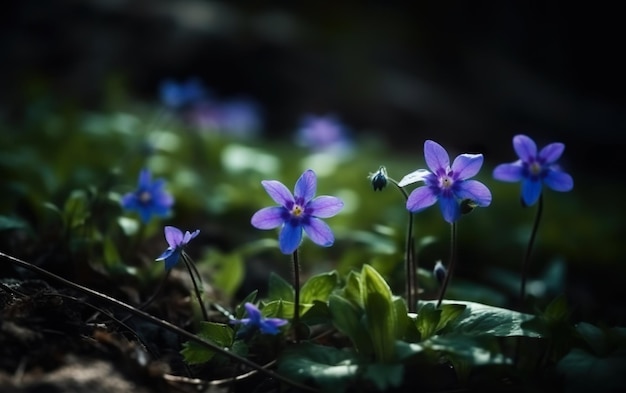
[121,168,174,223]
[251,169,344,254]
[155,226,200,270]
[295,114,353,153]
[159,77,208,109]
[398,140,492,223]
[230,302,288,335]
[493,134,573,206]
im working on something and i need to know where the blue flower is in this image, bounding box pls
[493,134,573,206]
[230,302,288,335]
[159,77,208,109]
[251,169,344,254]
[155,226,200,270]
[121,168,174,223]
[399,140,492,223]
[295,114,353,153]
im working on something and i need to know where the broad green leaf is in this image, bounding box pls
[543,294,571,324]
[434,300,542,338]
[263,299,311,319]
[268,272,294,302]
[180,322,234,365]
[361,264,396,363]
[436,303,467,332]
[210,252,244,298]
[363,363,404,391]
[424,335,509,366]
[415,303,441,341]
[342,270,362,307]
[557,348,626,393]
[392,296,409,340]
[278,342,360,393]
[328,294,372,356]
[576,322,607,356]
[301,270,339,304]
[63,189,90,228]
[0,215,29,231]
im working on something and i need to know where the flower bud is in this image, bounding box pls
[460,198,477,215]
[433,261,446,286]
[369,166,388,191]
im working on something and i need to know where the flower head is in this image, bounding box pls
[493,134,573,206]
[251,169,344,254]
[155,226,200,269]
[230,302,288,335]
[121,168,174,223]
[295,114,353,153]
[399,140,492,223]
[159,77,208,109]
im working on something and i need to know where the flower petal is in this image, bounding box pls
[138,168,151,188]
[251,206,286,229]
[406,186,438,212]
[521,178,543,206]
[259,318,288,335]
[451,153,483,180]
[439,196,460,223]
[164,226,184,247]
[397,169,430,187]
[456,180,492,207]
[244,302,262,324]
[279,223,303,254]
[294,169,317,202]
[183,229,200,244]
[493,162,524,182]
[303,217,335,247]
[155,247,175,262]
[262,180,294,207]
[544,169,573,192]
[424,140,450,173]
[307,196,344,218]
[513,134,537,162]
[539,142,565,164]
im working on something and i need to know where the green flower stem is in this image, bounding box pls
[436,221,457,308]
[519,193,543,311]
[387,177,418,313]
[182,252,209,321]
[292,249,301,342]
[0,251,318,393]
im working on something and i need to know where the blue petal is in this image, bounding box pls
[544,169,573,192]
[493,162,524,182]
[262,180,294,207]
[451,154,483,180]
[294,169,317,203]
[259,318,288,335]
[156,248,181,270]
[424,140,450,173]
[279,223,303,254]
[513,135,537,162]
[303,217,334,247]
[138,168,152,189]
[182,229,200,244]
[164,226,184,247]
[439,196,460,223]
[251,206,286,229]
[455,180,492,207]
[244,302,262,324]
[406,186,438,213]
[307,196,343,218]
[521,178,542,206]
[539,142,565,164]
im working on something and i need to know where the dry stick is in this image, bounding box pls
[436,221,457,308]
[0,251,319,393]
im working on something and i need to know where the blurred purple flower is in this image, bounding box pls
[155,226,200,269]
[399,140,492,223]
[493,134,573,206]
[189,98,262,138]
[121,168,174,223]
[251,169,344,254]
[295,114,353,153]
[230,302,288,335]
[159,77,208,109]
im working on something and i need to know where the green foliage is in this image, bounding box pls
[181,322,235,364]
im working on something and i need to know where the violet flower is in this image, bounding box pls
[493,134,573,206]
[155,226,200,270]
[159,77,208,109]
[295,114,353,153]
[231,302,288,335]
[399,140,492,223]
[121,168,174,223]
[251,169,344,254]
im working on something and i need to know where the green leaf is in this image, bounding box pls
[328,294,372,356]
[301,270,339,304]
[392,296,409,340]
[360,264,396,363]
[436,303,467,332]
[341,270,362,307]
[424,335,509,366]
[434,300,541,337]
[557,348,626,393]
[0,215,30,231]
[268,272,294,302]
[415,303,441,341]
[363,363,404,391]
[576,322,608,356]
[278,342,360,393]
[63,189,90,228]
[262,299,311,319]
[180,322,234,365]
[209,251,244,298]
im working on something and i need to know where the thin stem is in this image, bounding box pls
[519,194,544,311]
[388,177,418,313]
[436,221,457,308]
[292,249,301,342]
[0,251,319,393]
[182,252,210,321]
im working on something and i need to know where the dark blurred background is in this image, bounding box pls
[2,0,625,170]
[1,1,625,323]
